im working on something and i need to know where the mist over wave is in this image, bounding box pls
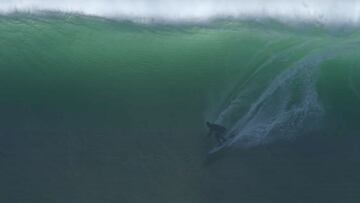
[1,0,360,25]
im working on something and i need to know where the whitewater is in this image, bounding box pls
[1,0,360,25]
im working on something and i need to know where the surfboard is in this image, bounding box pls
[208,136,234,155]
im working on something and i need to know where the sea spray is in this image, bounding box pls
[1,0,360,25]
[213,49,338,148]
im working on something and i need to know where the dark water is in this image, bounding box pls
[1,14,360,202]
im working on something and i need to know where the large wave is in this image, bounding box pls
[1,0,360,25]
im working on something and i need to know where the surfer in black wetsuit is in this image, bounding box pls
[206,121,226,144]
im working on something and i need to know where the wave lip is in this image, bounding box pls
[1,0,360,25]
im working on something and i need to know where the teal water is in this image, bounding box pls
[1,13,360,202]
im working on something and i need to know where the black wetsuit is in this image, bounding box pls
[206,122,226,144]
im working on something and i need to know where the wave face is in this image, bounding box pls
[1,14,360,147]
[1,0,360,25]
[2,14,360,202]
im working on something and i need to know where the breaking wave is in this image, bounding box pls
[1,0,360,25]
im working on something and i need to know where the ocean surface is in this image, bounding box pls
[1,1,360,202]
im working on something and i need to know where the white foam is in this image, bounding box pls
[0,0,360,25]
[220,51,335,147]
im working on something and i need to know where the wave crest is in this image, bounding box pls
[1,0,360,25]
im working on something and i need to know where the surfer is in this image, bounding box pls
[206,122,227,144]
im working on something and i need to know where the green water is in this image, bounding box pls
[1,14,360,202]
